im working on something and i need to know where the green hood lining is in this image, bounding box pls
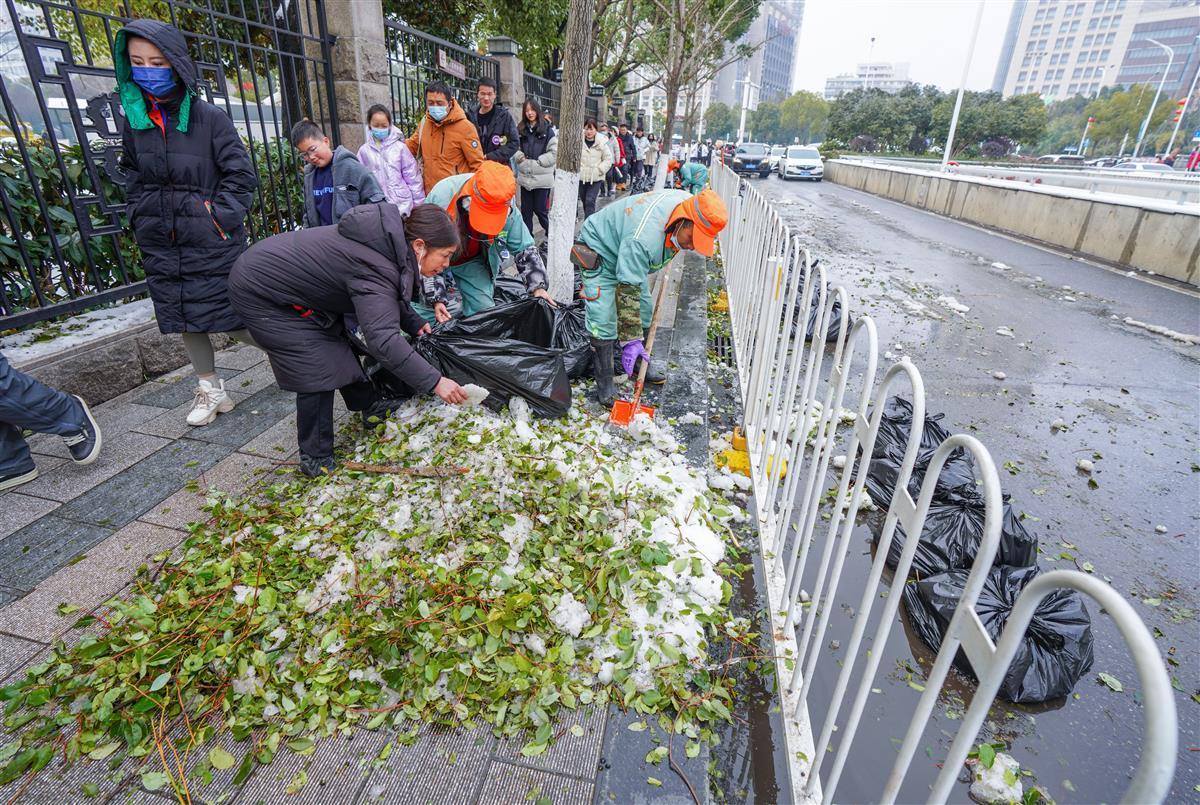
[113,28,194,134]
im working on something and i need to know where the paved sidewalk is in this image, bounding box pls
[0,255,707,803]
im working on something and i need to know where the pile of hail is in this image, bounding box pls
[0,395,756,793]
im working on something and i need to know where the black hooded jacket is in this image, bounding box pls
[227,203,440,395]
[466,102,520,164]
[116,19,258,334]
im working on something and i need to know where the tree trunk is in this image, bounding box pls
[546,0,596,302]
[654,79,680,190]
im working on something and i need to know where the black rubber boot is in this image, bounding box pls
[590,338,618,408]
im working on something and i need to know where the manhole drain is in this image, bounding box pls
[710,335,735,365]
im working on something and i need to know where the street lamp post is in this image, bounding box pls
[1133,38,1174,158]
[941,0,986,171]
[736,79,760,144]
[1078,116,1095,156]
[1165,36,1200,156]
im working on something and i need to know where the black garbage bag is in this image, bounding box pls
[366,298,571,418]
[877,489,1039,578]
[791,291,850,343]
[492,273,527,306]
[552,301,592,379]
[862,397,978,506]
[901,565,1095,704]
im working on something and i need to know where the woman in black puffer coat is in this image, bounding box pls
[229,203,469,477]
[115,20,260,428]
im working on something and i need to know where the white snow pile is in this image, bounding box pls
[549,591,591,637]
[268,393,745,720]
[1122,317,1200,346]
[969,752,1023,804]
[935,295,971,316]
[678,412,706,426]
[1,297,156,366]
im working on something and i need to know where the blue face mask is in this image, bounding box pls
[131,65,176,97]
[428,105,449,122]
[669,232,682,252]
[371,127,390,141]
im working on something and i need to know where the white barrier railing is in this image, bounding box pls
[709,163,1178,804]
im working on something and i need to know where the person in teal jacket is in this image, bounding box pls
[669,159,708,194]
[576,188,728,405]
[414,161,554,323]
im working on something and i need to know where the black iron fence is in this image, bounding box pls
[522,72,560,125]
[0,0,337,330]
[384,22,499,139]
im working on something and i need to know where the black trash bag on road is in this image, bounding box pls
[863,397,978,506]
[791,291,850,344]
[551,301,592,379]
[878,489,1039,579]
[367,298,571,418]
[901,565,1095,704]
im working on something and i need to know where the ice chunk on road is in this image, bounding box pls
[678,412,705,426]
[935,295,970,315]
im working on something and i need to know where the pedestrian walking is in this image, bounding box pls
[516,98,556,238]
[406,80,485,192]
[634,127,650,181]
[0,352,103,490]
[113,19,260,428]
[601,123,620,196]
[466,77,519,165]
[414,162,555,324]
[1187,147,1200,172]
[617,124,638,188]
[356,104,425,216]
[579,119,612,219]
[574,189,728,406]
[229,204,468,477]
[645,134,660,181]
[292,119,384,228]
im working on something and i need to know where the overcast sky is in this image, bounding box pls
[791,0,1017,94]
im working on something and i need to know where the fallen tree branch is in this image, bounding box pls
[271,460,468,477]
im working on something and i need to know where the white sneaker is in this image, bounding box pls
[187,378,234,426]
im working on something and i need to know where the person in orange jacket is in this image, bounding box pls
[406,80,486,192]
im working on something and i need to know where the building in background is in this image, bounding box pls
[993,0,1199,101]
[710,1,805,108]
[1113,1,1199,99]
[822,62,913,100]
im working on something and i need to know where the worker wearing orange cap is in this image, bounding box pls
[667,159,707,193]
[575,188,728,406]
[414,161,553,323]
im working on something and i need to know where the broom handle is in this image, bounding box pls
[630,266,672,411]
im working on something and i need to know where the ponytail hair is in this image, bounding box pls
[404,203,459,250]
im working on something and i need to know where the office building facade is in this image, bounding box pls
[993,0,1199,100]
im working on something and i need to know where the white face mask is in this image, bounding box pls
[669,232,682,252]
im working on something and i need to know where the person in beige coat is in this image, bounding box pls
[578,119,613,219]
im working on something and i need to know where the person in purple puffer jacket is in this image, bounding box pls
[357,104,425,215]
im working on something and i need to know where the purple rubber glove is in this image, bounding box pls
[621,339,651,377]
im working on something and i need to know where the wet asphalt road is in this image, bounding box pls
[751,175,1199,802]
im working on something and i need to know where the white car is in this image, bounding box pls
[1107,161,1176,173]
[767,145,787,174]
[779,145,824,181]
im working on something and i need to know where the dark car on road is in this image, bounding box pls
[731,142,772,177]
